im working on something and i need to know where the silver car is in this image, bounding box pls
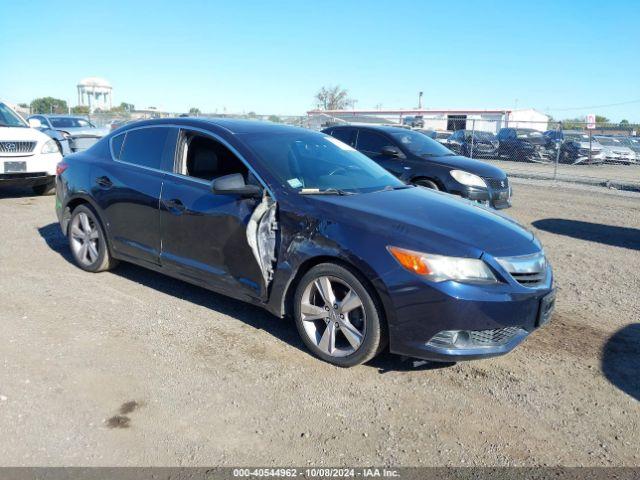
[594,136,638,165]
[27,115,109,154]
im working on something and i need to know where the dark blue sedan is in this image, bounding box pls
[55,118,555,367]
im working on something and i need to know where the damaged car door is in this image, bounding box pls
[159,129,276,302]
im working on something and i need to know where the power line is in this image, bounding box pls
[552,99,640,112]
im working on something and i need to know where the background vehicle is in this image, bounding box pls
[544,130,605,165]
[0,101,62,195]
[323,125,511,209]
[497,128,552,163]
[594,136,637,164]
[621,136,640,159]
[56,118,553,367]
[444,130,499,158]
[27,114,108,154]
[401,115,424,128]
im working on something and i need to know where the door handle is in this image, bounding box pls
[165,198,186,214]
[95,176,112,189]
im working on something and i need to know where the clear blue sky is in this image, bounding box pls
[2,0,639,120]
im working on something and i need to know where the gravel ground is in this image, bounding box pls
[0,182,638,467]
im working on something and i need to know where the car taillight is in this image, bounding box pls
[56,161,69,176]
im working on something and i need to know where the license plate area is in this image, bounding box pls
[4,161,27,173]
[537,289,556,327]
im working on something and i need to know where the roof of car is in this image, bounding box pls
[123,117,305,135]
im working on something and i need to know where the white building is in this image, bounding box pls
[77,77,113,112]
[307,108,550,133]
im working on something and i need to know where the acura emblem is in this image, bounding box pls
[6,143,16,150]
[500,180,505,188]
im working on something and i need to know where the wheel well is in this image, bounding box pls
[61,198,90,235]
[411,176,443,190]
[282,256,388,327]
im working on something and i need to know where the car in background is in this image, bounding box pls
[594,136,637,164]
[401,115,424,128]
[0,100,62,195]
[445,130,499,158]
[323,125,511,209]
[27,114,109,154]
[56,117,554,367]
[497,128,553,163]
[417,130,451,144]
[621,136,640,159]
[544,130,605,165]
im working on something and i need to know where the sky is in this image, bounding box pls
[2,0,640,121]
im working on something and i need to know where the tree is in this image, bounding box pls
[110,102,134,113]
[71,105,90,114]
[595,115,610,124]
[268,115,282,123]
[30,97,68,114]
[189,107,201,116]
[314,85,354,111]
[18,103,28,108]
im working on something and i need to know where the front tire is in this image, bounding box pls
[293,263,385,367]
[68,205,118,272]
[414,179,439,190]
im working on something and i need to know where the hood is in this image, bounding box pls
[0,125,52,143]
[307,187,538,257]
[57,126,109,137]
[418,154,506,179]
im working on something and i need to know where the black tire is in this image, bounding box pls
[67,204,119,272]
[293,263,386,367]
[32,181,55,196]
[414,179,439,190]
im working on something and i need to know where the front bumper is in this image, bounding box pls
[385,265,554,362]
[458,185,511,210]
[0,172,54,187]
[0,152,60,187]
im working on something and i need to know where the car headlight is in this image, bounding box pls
[387,246,498,284]
[41,139,60,154]
[450,170,487,188]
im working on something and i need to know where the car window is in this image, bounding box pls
[329,128,356,147]
[356,130,392,153]
[111,133,125,159]
[0,103,27,128]
[120,127,172,170]
[177,130,249,182]
[391,130,455,157]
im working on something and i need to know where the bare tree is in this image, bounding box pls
[315,86,354,111]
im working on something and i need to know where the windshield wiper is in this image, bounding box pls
[299,188,354,196]
[378,184,414,192]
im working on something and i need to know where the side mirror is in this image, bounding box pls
[28,118,42,129]
[381,146,401,157]
[212,173,263,198]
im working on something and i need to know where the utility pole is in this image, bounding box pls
[418,91,423,109]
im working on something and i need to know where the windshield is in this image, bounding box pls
[472,131,496,141]
[49,117,94,128]
[0,102,27,128]
[516,129,543,138]
[564,133,590,142]
[391,130,454,157]
[240,131,404,193]
[595,137,621,146]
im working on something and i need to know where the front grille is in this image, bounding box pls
[484,177,509,190]
[0,172,48,179]
[468,327,521,345]
[496,252,548,288]
[0,141,36,154]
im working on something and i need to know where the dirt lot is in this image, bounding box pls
[0,181,638,467]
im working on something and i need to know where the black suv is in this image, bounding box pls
[323,125,511,209]
[497,128,552,162]
[445,130,499,158]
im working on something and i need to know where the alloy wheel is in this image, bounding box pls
[299,276,366,357]
[69,212,100,266]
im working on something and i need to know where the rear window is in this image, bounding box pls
[111,133,125,159]
[119,127,171,169]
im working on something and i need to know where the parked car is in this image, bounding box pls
[497,128,553,163]
[444,130,499,158]
[593,136,637,164]
[402,115,424,128]
[323,125,511,209]
[0,100,62,195]
[27,114,109,154]
[56,118,554,367]
[543,130,605,165]
[621,136,640,159]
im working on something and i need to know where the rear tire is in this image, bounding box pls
[293,263,385,367]
[414,179,439,190]
[67,205,118,272]
[32,181,55,196]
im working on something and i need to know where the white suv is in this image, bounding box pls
[0,100,62,195]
